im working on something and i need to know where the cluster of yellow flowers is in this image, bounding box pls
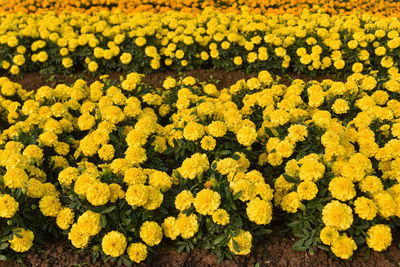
[272,71,400,258]
[0,0,399,17]
[1,8,400,75]
[1,67,400,262]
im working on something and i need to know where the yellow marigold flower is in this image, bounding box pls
[86,182,110,206]
[322,200,353,231]
[10,65,19,75]
[120,52,132,64]
[228,230,252,255]
[68,223,90,249]
[175,190,194,211]
[392,123,400,139]
[234,56,243,65]
[148,170,172,192]
[125,184,149,207]
[0,194,19,218]
[3,167,28,189]
[109,184,125,203]
[373,192,397,218]
[287,124,308,143]
[74,173,96,196]
[298,158,325,182]
[212,209,230,226]
[194,189,221,215]
[331,234,357,259]
[359,176,383,194]
[176,213,199,239]
[102,231,127,257]
[183,121,205,141]
[201,135,216,151]
[202,84,218,97]
[77,210,101,236]
[142,186,163,210]
[163,77,176,90]
[375,46,386,56]
[88,61,98,72]
[297,181,318,200]
[39,195,62,217]
[127,242,147,263]
[38,131,58,147]
[13,54,25,66]
[2,60,10,69]
[371,90,389,106]
[246,197,272,225]
[56,207,74,230]
[124,168,147,185]
[58,167,78,188]
[280,192,301,213]
[320,226,339,246]
[26,178,44,198]
[162,217,180,240]
[352,62,363,73]
[329,177,356,202]
[236,126,257,147]
[178,153,209,179]
[9,228,34,253]
[366,224,392,252]
[125,146,147,165]
[140,221,163,246]
[62,57,73,68]
[77,113,95,131]
[276,140,294,158]
[207,121,227,138]
[334,59,345,70]
[98,144,115,161]
[354,197,377,220]
[332,99,350,114]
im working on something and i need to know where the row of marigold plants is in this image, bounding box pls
[0,0,399,17]
[1,8,400,76]
[0,67,399,264]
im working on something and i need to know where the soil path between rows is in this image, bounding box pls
[3,70,339,91]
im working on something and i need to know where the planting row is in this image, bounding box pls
[0,69,399,264]
[1,9,400,76]
[0,0,398,16]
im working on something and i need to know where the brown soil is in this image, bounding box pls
[1,236,397,267]
[3,70,339,92]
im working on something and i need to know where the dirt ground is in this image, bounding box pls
[3,235,397,267]
[2,69,339,92]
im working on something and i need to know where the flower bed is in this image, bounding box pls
[0,0,399,17]
[0,68,399,264]
[0,9,400,76]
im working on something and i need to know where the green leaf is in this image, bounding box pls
[213,234,227,245]
[177,245,185,254]
[364,248,371,260]
[101,206,116,214]
[232,239,241,253]
[0,243,9,250]
[253,229,272,236]
[109,134,119,144]
[232,191,242,200]
[99,215,107,228]
[0,255,6,261]
[232,154,240,160]
[283,174,298,183]
[287,221,300,228]
[293,239,306,251]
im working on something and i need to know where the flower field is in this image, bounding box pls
[1,1,400,266]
